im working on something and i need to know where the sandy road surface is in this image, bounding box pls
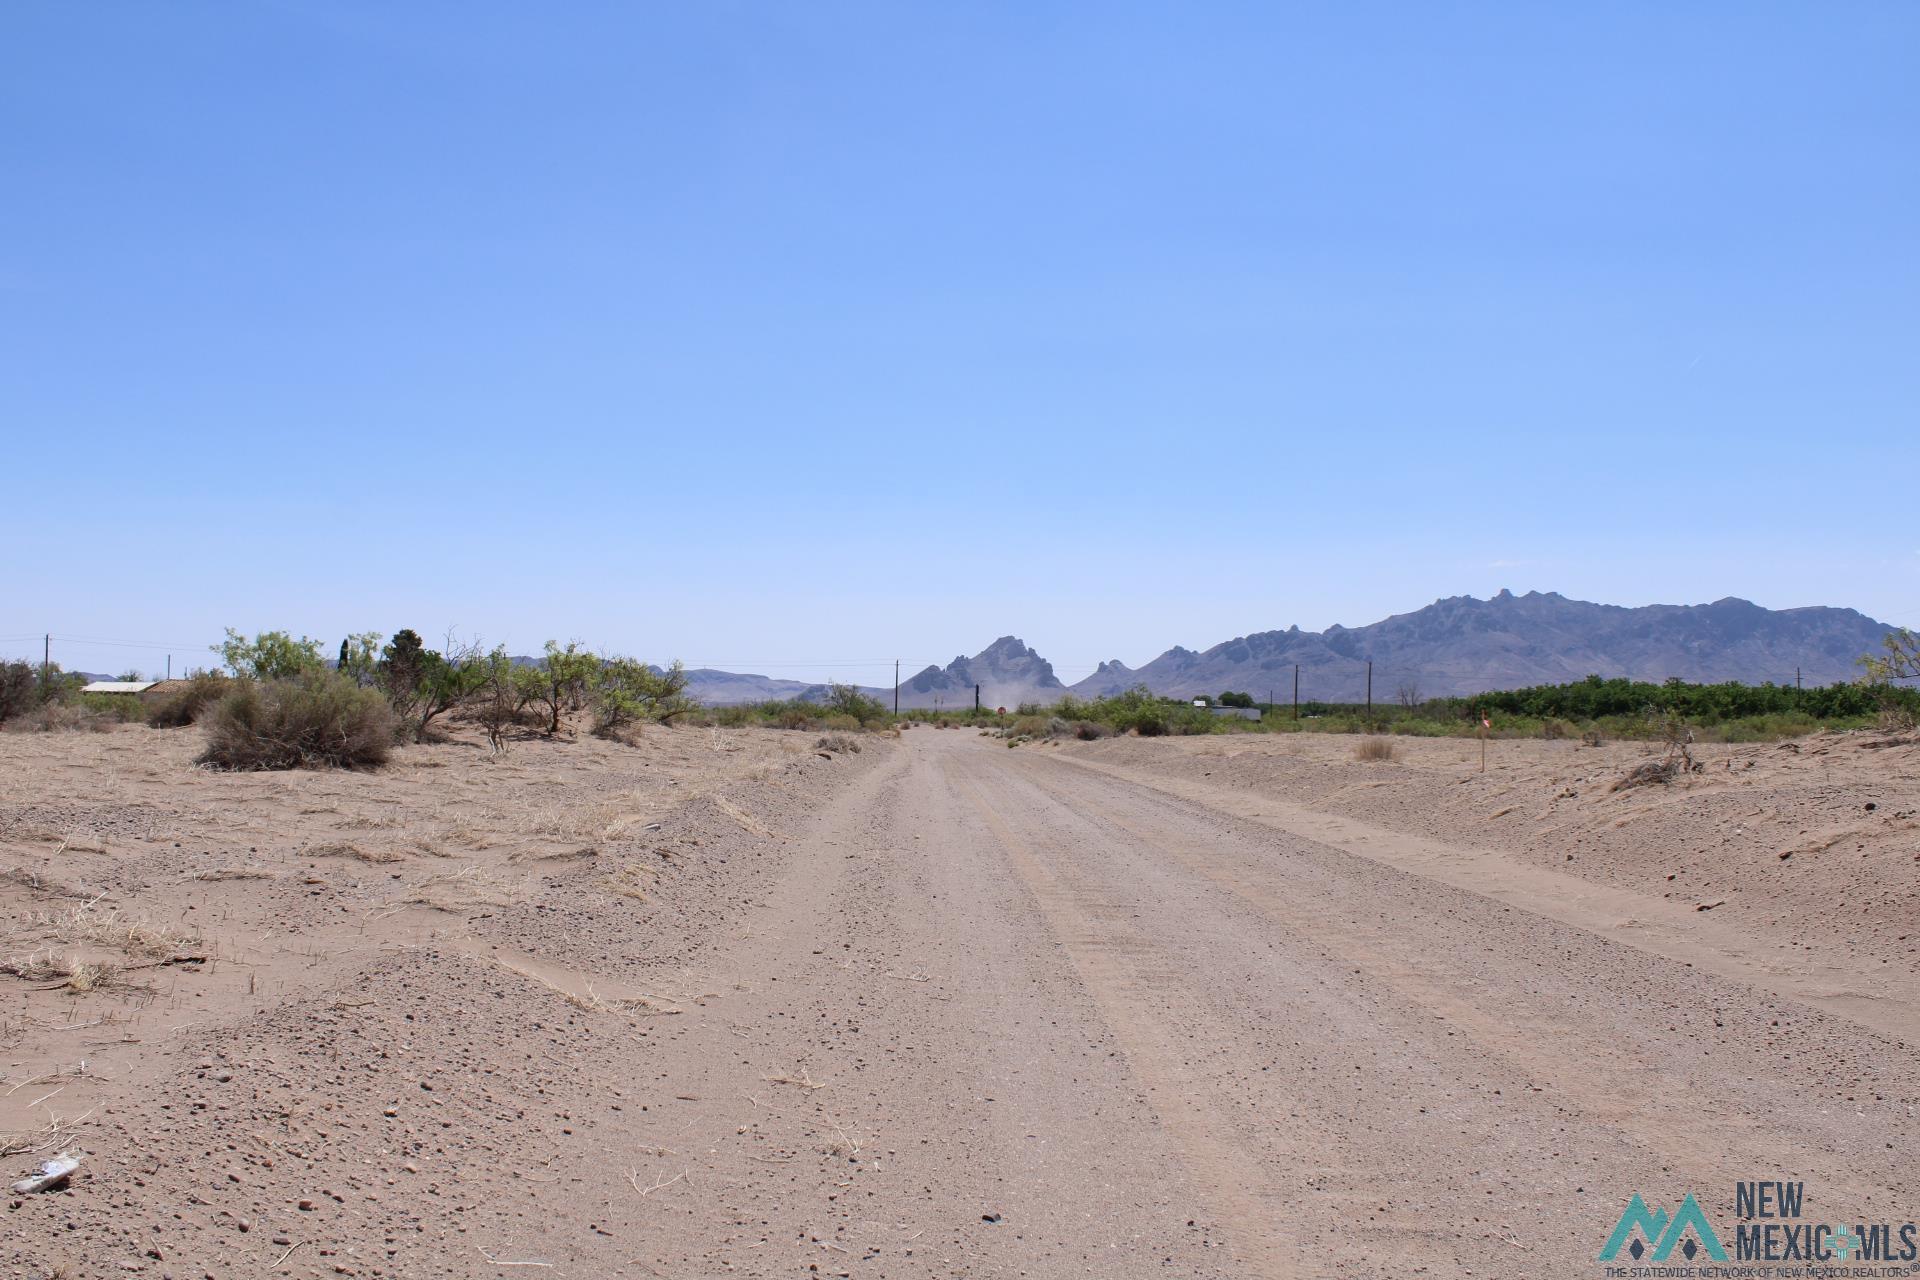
[8,725,1916,1278]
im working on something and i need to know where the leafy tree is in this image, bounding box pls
[593,658,692,736]
[377,629,430,719]
[337,632,383,687]
[822,682,887,723]
[1218,691,1255,708]
[471,646,523,753]
[377,629,479,742]
[215,629,325,681]
[528,640,600,735]
[1862,628,1920,682]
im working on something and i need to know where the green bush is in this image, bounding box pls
[78,692,146,723]
[200,673,396,770]
[772,706,817,731]
[215,628,327,681]
[592,658,692,737]
[146,672,233,727]
[822,682,888,724]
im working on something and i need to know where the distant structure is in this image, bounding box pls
[80,680,157,695]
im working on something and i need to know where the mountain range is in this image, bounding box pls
[683,591,1902,707]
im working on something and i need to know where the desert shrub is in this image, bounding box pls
[820,713,863,733]
[1015,701,1044,717]
[1009,714,1051,738]
[815,733,861,754]
[0,660,40,722]
[1540,718,1571,740]
[464,648,536,753]
[199,672,395,770]
[1877,697,1917,734]
[1130,710,1170,736]
[377,630,483,742]
[214,628,326,681]
[1717,712,1821,743]
[529,640,602,735]
[772,706,818,731]
[1580,729,1604,748]
[146,672,233,727]
[1073,720,1109,740]
[0,660,87,722]
[1169,707,1227,735]
[335,632,384,686]
[79,692,146,723]
[4,702,115,733]
[713,704,757,728]
[1612,759,1676,791]
[1353,737,1397,762]
[1862,627,1920,682]
[592,658,692,737]
[822,682,888,724]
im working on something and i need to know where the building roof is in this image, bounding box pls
[81,680,158,694]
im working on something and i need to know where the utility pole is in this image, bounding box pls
[974,684,981,714]
[894,659,899,717]
[1796,666,1802,692]
[166,655,172,681]
[42,634,50,689]
[1366,661,1372,715]
[1293,664,1299,720]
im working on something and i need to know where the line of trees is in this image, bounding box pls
[1419,673,1915,723]
[210,628,693,747]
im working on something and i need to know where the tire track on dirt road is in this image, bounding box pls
[1010,755,1905,1210]
[1048,749,1920,1046]
[949,758,1308,1280]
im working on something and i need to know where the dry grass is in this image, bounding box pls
[1353,737,1398,762]
[0,866,93,898]
[602,863,654,902]
[0,950,123,993]
[303,840,404,864]
[60,960,119,993]
[32,902,202,959]
[0,951,71,983]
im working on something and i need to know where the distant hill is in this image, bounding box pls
[675,592,1901,709]
[1066,591,1901,703]
[897,636,1066,710]
[680,668,821,705]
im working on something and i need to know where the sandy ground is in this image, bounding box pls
[1,720,1915,1278]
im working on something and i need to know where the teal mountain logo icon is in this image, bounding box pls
[1599,1192,1729,1262]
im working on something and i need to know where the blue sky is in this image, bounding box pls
[4,3,1915,684]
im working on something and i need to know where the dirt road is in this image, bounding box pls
[7,725,1916,1278]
